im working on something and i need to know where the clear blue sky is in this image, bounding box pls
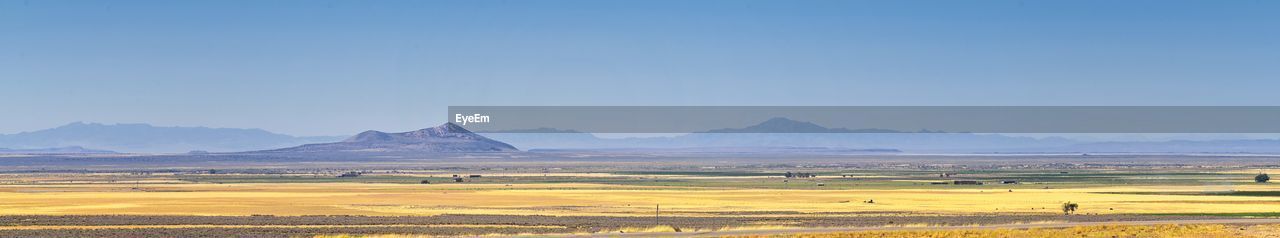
[2,0,1277,136]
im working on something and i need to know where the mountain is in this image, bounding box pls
[268,123,518,153]
[704,118,900,133]
[529,147,900,153]
[0,146,116,154]
[483,117,1076,152]
[486,118,1280,153]
[0,122,344,153]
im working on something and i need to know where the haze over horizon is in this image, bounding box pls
[4,0,1278,136]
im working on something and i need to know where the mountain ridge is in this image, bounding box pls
[0,122,344,153]
[267,123,518,153]
[483,117,1280,153]
[0,146,117,154]
[704,117,902,133]
[481,117,1067,151]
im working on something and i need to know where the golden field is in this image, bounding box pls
[3,169,1280,237]
[725,224,1280,238]
[2,180,1280,217]
[307,224,1280,238]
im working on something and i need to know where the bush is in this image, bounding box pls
[1062,202,1079,215]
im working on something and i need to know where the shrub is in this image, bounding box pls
[1062,202,1078,215]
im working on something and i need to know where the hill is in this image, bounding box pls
[0,122,343,153]
[267,123,518,153]
[483,118,1072,151]
[0,146,117,154]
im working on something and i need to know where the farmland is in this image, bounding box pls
[720,223,1280,238]
[2,153,1280,236]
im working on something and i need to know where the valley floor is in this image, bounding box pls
[2,154,1280,236]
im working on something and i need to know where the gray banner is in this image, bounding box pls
[447,106,1280,133]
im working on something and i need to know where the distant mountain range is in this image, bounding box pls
[0,122,344,153]
[266,123,518,153]
[482,117,1280,153]
[0,146,117,154]
[8,119,1280,154]
[704,117,903,133]
[482,117,1072,152]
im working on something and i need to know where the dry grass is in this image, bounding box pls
[726,224,1280,238]
[3,181,1280,217]
[308,224,1280,237]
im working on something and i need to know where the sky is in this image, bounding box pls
[2,0,1278,136]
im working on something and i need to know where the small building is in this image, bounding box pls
[785,172,816,178]
[337,172,362,178]
[468,175,482,178]
[929,182,950,185]
[453,177,465,182]
[1001,180,1019,184]
[952,180,982,185]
